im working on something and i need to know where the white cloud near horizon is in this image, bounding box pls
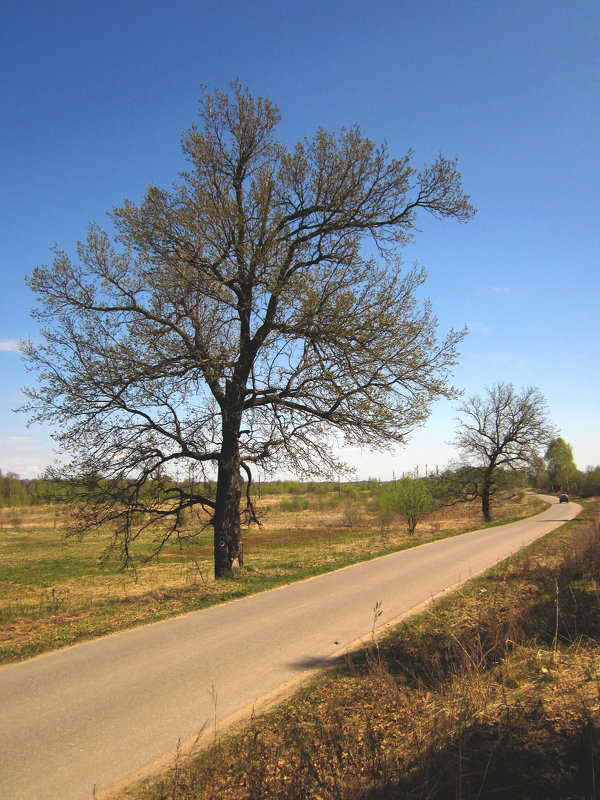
[0,339,20,352]
[0,434,47,478]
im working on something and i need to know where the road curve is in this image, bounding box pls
[0,495,580,800]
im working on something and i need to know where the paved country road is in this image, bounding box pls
[0,495,580,800]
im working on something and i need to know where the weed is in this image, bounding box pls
[41,587,70,615]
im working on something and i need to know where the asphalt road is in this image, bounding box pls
[0,494,580,800]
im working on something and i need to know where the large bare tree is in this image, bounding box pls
[452,383,557,521]
[22,83,475,577]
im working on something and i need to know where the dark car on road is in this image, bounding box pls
[559,493,569,503]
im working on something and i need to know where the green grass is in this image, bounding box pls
[0,492,545,664]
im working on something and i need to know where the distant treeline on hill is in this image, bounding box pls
[0,471,60,507]
[1,465,599,509]
[0,472,382,508]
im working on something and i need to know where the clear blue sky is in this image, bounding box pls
[1,0,598,480]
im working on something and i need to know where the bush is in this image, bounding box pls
[341,501,365,527]
[380,477,434,535]
[341,486,362,503]
[279,496,311,512]
[374,491,397,530]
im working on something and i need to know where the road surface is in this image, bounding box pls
[0,494,580,799]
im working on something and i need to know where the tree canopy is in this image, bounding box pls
[22,82,475,576]
[545,437,576,492]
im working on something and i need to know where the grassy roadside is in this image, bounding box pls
[120,499,600,800]
[0,492,544,665]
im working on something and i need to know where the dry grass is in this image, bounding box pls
[0,491,544,663]
[257,487,534,534]
[121,500,600,800]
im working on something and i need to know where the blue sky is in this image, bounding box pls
[1,0,598,480]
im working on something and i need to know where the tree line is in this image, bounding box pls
[0,471,59,508]
[536,461,600,498]
[3,457,598,512]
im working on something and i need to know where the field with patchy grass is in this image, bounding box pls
[121,499,600,800]
[0,489,542,664]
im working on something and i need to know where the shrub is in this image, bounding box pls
[279,496,311,512]
[341,502,365,527]
[374,491,397,531]
[381,477,434,535]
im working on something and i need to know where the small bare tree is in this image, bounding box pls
[453,383,557,521]
[22,82,474,577]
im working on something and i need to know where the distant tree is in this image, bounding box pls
[528,454,548,489]
[0,471,28,508]
[544,437,576,492]
[430,463,485,508]
[377,475,435,535]
[580,466,600,498]
[393,476,435,535]
[453,383,557,521]
[22,82,474,578]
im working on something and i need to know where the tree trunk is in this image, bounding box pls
[213,392,246,578]
[213,459,243,578]
[481,470,493,522]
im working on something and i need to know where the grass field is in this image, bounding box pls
[121,498,600,800]
[3,489,597,798]
[0,489,543,664]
